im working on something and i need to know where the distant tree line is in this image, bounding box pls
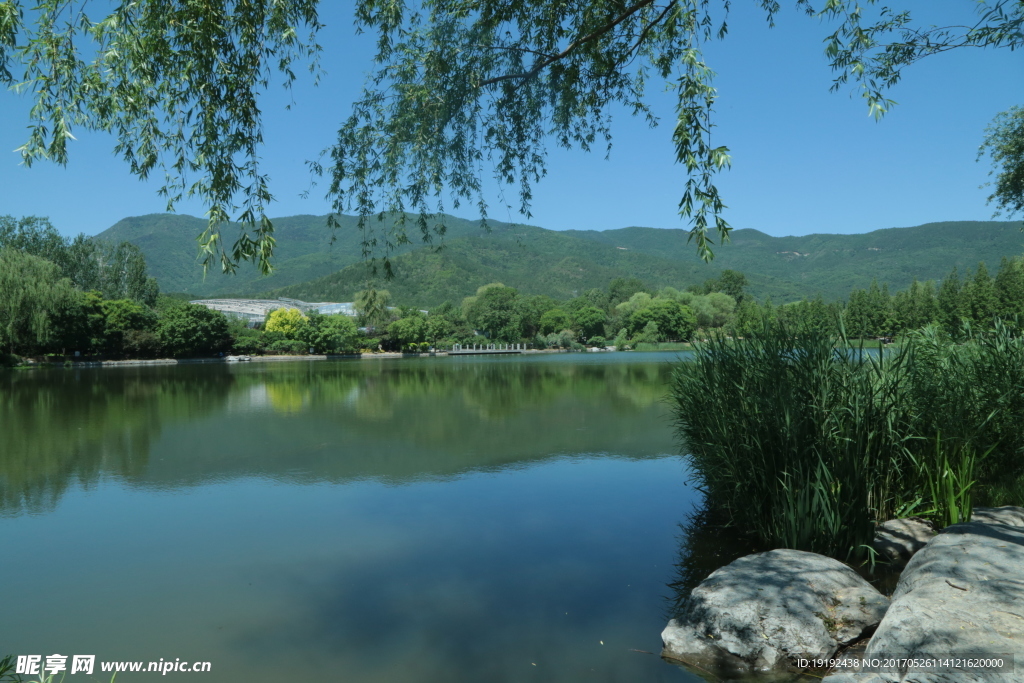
[357,271,750,352]
[231,307,362,356]
[2,216,257,361]
[754,258,1024,340]
[0,216,167,358]
[5,213,1024,361]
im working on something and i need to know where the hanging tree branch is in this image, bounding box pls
[478,0,659,88]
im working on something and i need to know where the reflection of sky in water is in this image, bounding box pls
[0,355,706,682]
[3,459,702,682]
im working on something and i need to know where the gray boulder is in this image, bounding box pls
[823,512,1024,683]
[873,517,936,567]
[662,549,889,674]
[971,506,1024,527]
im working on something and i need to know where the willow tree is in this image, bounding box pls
[2,1,1022,275]
[354,288,393,328]
[0,248,78,354]
[0,216,159,304]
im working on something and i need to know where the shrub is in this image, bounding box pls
[588,335,607,348]
[632,321,662,345]
[122,329,162,358]
[232,337,263,355]
[260,330,286,346]
[613,328,630,349]
[267,339,307,355]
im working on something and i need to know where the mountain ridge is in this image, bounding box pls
[97,213,1024,305]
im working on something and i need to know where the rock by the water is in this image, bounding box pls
[971,506,1024,527]
[662,549,889,673]
[873,517,936,567]
[823,512,1024,683]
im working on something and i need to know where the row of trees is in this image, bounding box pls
[0,215,274,360]
[359,272,749,351]
[0,211,760,359]
[5,209,1023,359]
[761,257,1024,340]
[1,217,159,305]
[0,251,233,360]
[237,308,362,355]
[0,216,165,358]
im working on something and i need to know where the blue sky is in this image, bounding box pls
[1,1,1021,241]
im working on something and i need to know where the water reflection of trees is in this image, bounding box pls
[0,367,236,514]
[248,361,671,419]
[1,358,674,513]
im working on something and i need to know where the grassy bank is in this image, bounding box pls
[671,322,1024,561]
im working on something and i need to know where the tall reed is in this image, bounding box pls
[671,321,1024,560]
[901,321,1024,501]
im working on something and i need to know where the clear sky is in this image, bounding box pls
[1,1,1022,240]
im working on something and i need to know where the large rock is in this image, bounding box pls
[662,549,889,674]
[873,517,936,567]
[971,506,1024,527]
[824,508,1024,683]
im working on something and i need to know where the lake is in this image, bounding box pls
[1,352,713,682]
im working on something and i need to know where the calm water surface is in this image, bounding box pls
[1,353,708,682]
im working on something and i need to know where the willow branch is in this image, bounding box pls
[478,0,658,88]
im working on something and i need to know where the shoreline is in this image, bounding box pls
[5,348,575,369]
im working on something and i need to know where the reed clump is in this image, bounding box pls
[671,321,1024,561]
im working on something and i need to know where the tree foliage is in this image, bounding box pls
[571,305,608,341]
[539,308,571,335]
[354,288,393,328]
[1,0,323,275]
[388,312,428,346]
[628,298,696,341]
[299,311,360,353]
[0,248,77,353]
[466,285,522,341]
[265,307,307,337]
[7,1,1021,277]
[157,303,230,357]
[325,0,754,267]
[981,106,1024,217]
[0,215,159,304]
[100,298,159,354]
[818,1,1024,213]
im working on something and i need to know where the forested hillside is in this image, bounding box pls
[262,224,737,305]
[570,220,1024,301]
[96,213,498,296]
[100,213,1024,305]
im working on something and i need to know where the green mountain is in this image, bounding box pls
[101,213,1024,305]
[565,220,1024,302]
[261,222,793,305]
[96,213,497,296]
